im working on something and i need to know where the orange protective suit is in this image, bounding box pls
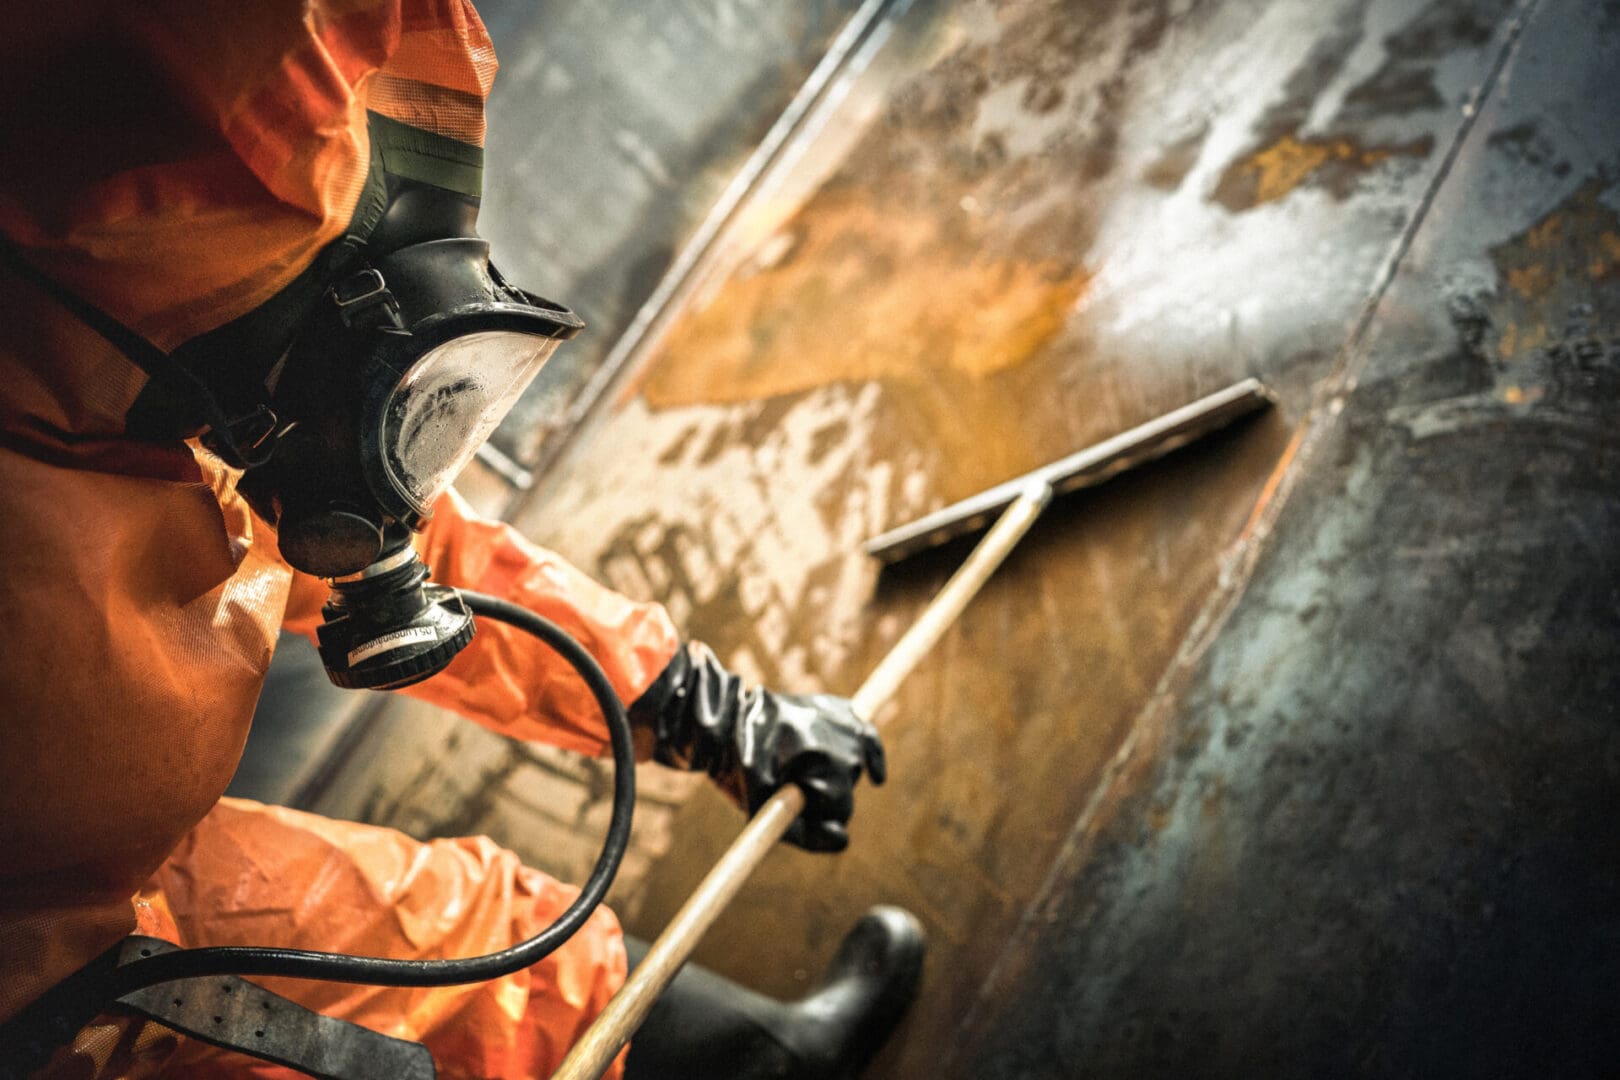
[0,3,679,1078]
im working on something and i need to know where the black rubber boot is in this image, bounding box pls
[622,906,925,1080]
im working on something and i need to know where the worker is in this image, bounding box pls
[0,2,922,1078]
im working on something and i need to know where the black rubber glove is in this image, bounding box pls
[628,643,886,852]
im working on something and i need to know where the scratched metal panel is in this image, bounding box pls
[501,0,1542,1076]
[955,0,1620,1075]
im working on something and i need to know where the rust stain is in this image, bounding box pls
[1490,180,1620,359]
[1505,263,1553,298]
[1590,231,1620,279]
[1214,134,1434,211]
[1498,319,1547,359]
[1244,136,1348,203]
[1524,212,1563,249]
[640,188,1090,411]
[619,0,1131,420]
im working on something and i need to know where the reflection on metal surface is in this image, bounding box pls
[537,383,902,692]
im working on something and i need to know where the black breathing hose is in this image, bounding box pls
[104,590,636,997]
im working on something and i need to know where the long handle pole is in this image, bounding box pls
[551,481,1054,1080]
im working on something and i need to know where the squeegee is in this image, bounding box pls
[551,377,1274,1080]
[865,378,1273,562]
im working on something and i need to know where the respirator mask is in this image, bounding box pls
[219,184,583,690]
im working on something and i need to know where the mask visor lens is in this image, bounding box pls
[381,329,560,509]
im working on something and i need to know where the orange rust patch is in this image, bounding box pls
[640,189,1090,410]
[1243,136,1340,204]
[1506,264,1553,299]
[1590,231,1620,279]
[1490,180,1620,359]
[1525,213,1563,249]
[1498,319,1548,359]
[1214,134,1432,211]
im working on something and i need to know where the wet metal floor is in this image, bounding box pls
[302,1,1620,1075]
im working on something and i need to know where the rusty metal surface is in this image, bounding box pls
[955,0,1620,1075]
[497,0,1571,1077]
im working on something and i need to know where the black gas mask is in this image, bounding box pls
[221,181,582,690]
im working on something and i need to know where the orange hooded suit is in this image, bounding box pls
[0,2,678,1077]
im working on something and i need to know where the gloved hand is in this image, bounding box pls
[628,643,886,852]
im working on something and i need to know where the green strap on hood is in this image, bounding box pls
[368,111,485,201]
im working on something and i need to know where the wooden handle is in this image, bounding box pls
[550,482,1053,1080]
[850,482,1052,720]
